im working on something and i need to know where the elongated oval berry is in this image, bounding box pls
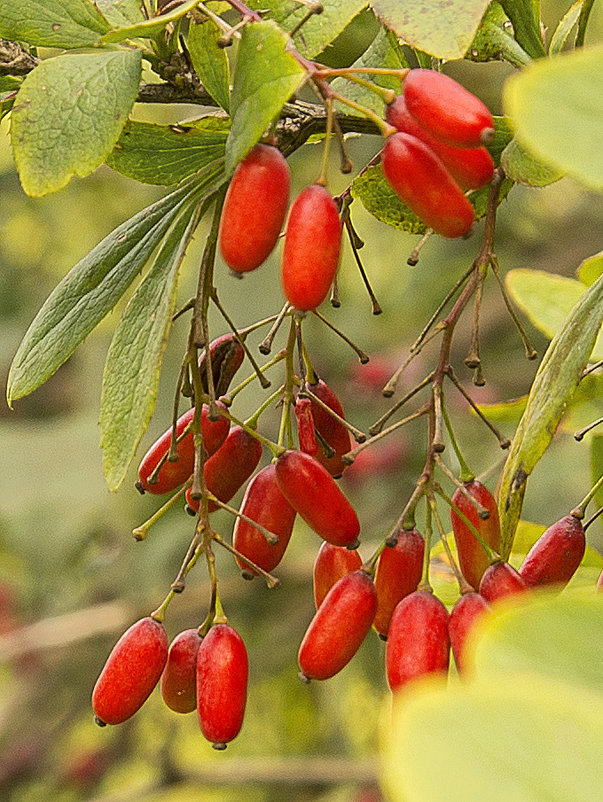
[298,570,377,681]
[219,144,290,273]
[479,561,529,603]
[281,184,342,311]
[385,591,450,692]
[186,426,262,513]
[385,95,494,189]
[373,527,425,639]
[295,396,318,456]
[313,541,363,609]
[137,403,229,494]
[160,628,203,714]
[382,133,475,238]
[450,480,501,590]
[403,69,494,148]
[519,515,586,587]
[307,379,351,478]
[92,617,168,725]
[198,333,245,398]
[196,624,248,749]
[275,450,360,547]
[232,464,296,578]
[448,592,490,673]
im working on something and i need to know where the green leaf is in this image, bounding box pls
[0,0,110,48]
[100,0,200,43]
[106,116,229,186]
[501,137,563,186]
[497,272,603,556]
[100,201,202,491]
[505,266,603,359]
[382,676,603,802]
[188,18,231,112]
[6,179,207,406]
[96,0,144,27]
[370,0,491,59]
[225,20,305,176]
[549,0,584,55]
[467,1,531,67]
[11,50,141,197]
[578,250,603,287]
[499,0,546,58]
[0,75,20,121]
[503,44,603,191]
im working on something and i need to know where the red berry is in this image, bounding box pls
[448,592,490,673]
[382,133,475,238]
[373,527,425,639]
[196,624,248,749]
[275,450,360,547]
[298,570,377,681]
[385,95,494,190]
[198,333,245,397]
[307,379,352,478]
[160,628,203,714]
[219,144,290,273]
[479,561,529,603]
[281,184,342,311]
[313,540,363,609]
[294,396,318,456]
[450,480,501,590]
[403,69,494,148]
[137,403,229,494]
[92,617,168,725]
[519,515,586,587]
[232,464,297,578]
[385,590,450,692]
[185,425,262,513]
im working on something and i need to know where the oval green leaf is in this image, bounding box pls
[0,0,109,49]
[188,18,231,113]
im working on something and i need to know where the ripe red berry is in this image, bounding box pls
[382,133,475,238]
[306,379,352,478]
[185,425,262,513]
[281,184,342,311]
[196,624,248,749]
[198,333,245,397]
[137,403,229,494]
[232,464,297,578]
[298,570,377,681]
[479,561,529,603]
[160,628,203,714]
[275,450,360,548]
[450,480,501,590]
[385,95,494,190]
[92,617,168,725]
[519,515,586,587]
[448,592,490,673]
[219,144,290,273]
[373,527,425,639]
[294,396,318,456]
[385,590,450,692]
[403,69,494,148]
[313,540,363,609]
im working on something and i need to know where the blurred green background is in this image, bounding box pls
[1,3,603,800]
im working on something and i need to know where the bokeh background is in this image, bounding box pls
[1,3,602,799]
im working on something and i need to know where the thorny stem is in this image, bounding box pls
[344,214,382,314]
[312,310,370,363]
[342,405,429,465]
[211,291,271,389]
[370,373,434,435]
[303,386,367,442]
[446,366,512,449]
[259,303,291,354]
[583,506,603,532]
[574,417,603,442]
[132,481,192,541]
[212,532,281,588]
[570,473,603,518]
[407,229,433,266]
[489,255,538,360]
[223,355,285,406]
[207,499,280,546]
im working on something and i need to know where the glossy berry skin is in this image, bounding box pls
[385,591,450,692]
[232,464,296,578]
[275,450,360,547]
[385,95,494,190]
[281,184,342,311]
[403,69,494,148]
[307,379,351,478]
[448,592,490,673]
[479,561,529,603]
[373,527,425,639]
[198,333,245,398]
[160,628,203,714]
[298,570,377,681]
[450,480,501,590]
[196,624,248,749]
[295,397,318,456]
[219,144,290,273]
[382,133,475,238]
[313,541,363,609]
[92,617,168,725]
[519,515,586,587]
[137,403,229,494]
[185,426,262,513]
